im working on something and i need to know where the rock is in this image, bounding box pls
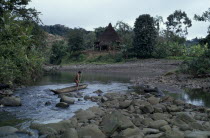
[117,127,143,138]
[2,134,19,138]
[93,89,103,94]
[91,96,101,102]
[132,100,150,107]
[0,90,13,96]
[87,106,104,116]
[84,95,91,100]
[190,122,205,130]
[119,100,132,109]
[149,120,168,129]
[101,111,134,136]
[78,125,105,138]
[0,126,18,137]
[104,93,122,101]
[173,99,185,106]
[132,115,144,127]
[75,110,95,122]
[167,105,181,112]
[60,95,75,104]
[128,105,135,113]
[147,96,160,105]
[176,112,196,124]
[101,96,108,103]
[151,113,170,121]
[161,96,174,103]
[164,130,184,138]
[142,105,154,113]
[61,128,78,138]
[160,125,171,132]
[56,102,69,108]
[142,128,160,135]
[45,101,51,106]
[0,96,21,106]
[102,100,119,108]
[144,132,164,138]
[30,120,76,136]
[185,131,210,138]
[142,118,153,127]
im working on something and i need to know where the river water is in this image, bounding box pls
[0,71,210,135]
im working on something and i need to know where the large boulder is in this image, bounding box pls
[101,111,134,136]
[78,125,105,138]
[0,126,18,137]
[60,95,75,104]
[75,110,95,122]
[0,96,21,106]
[148,120,168,129]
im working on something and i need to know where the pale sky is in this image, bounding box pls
[29,0,210,39]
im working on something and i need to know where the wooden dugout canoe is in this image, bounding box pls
[50,84,88,94]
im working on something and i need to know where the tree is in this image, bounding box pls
[0,0,40,23]
[94,27,106,39]
[154,15,163,33]
[50,41,67,65]
[115,21,134,58]
[194,8,210,48]
[68,29,84,52]
[133,14,157,58]
[166,10,192,37]
[84,31,96,49]
[194,8,210,32]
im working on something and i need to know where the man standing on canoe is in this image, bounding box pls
[74,71,82,88]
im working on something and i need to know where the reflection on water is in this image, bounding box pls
[35,71,131,86]
[164,88,210,107]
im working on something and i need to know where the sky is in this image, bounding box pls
[29,0,210,39]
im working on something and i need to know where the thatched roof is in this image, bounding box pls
[98,23,120,43]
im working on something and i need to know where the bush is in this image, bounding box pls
[180,50,210,76]
[153,42,186,58]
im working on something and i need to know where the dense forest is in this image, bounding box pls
[0,0,210,86]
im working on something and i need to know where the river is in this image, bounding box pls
[0,71,210,137]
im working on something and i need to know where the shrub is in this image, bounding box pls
[180,50,210,76]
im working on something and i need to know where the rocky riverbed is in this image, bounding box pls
[3,86,210,138]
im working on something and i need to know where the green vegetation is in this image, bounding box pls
[133,14,157,58]
[0,1,45,85]
[180,50,210,76]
